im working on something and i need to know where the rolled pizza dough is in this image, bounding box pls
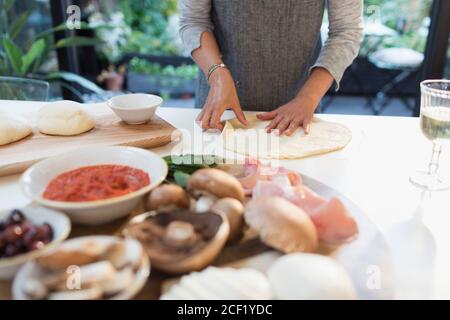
[37,100,95,136]
[0,112,32,146]
[222,114,352,159]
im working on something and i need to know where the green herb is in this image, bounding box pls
[163,154,223,186]
[173,171,191,188]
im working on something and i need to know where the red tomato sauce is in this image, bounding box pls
[43,165,150,202]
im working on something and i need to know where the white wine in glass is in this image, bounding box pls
[410,80,450,190]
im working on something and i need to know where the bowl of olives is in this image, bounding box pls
[0,205,71,280]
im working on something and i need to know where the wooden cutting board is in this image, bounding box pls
[0,103,180,177]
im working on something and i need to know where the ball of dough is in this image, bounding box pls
[268,253,356,300]
[0,113,32,146]
[37,101,94,136]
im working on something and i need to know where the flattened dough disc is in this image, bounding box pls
[222,115,352,159]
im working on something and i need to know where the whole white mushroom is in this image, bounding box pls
[267,253,356,300]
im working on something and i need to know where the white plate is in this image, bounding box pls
[12,235,150,300]
[20,146,168,225]
[0,205,71,280]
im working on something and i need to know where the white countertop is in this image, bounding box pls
[1,100,450,299]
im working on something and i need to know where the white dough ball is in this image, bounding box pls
[267,253,356,300]
[0,112,32,146]
[37,100,94,136]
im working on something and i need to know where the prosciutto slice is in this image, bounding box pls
[237,158,302,195]
[238,158,261,195]
[243,158,358,244]
[308,197,358,243]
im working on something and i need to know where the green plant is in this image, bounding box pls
[118,0,180,55]
[88,11,129,65]
[0,0,105,96]
[129,57,198,80]
[363,0,432,53]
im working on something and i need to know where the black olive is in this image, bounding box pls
[43,223,54,240]
[23,227,38,247]
[7,210,25,226]
[3,226,21,243]
[0,209,53,258]
[20,220,33,234]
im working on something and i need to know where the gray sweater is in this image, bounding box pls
[179,0,364,110]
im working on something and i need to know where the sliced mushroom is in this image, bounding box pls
[102,242,129,270]
[22,278,48,300]
[125,209,229,274]
[211,198,245,243]
[36,241,107,271]
[101,267,135,296]
[146,184,191,211]
[20,237,146,300]
[245,197,318,253]
[76,261,116,285]
[187,169,245,213]
[39,260,116,292]
[47,284,103,300]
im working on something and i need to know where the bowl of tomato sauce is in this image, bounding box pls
[20,146,168,225]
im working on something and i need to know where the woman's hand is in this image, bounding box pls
[196,68,247,131]
[257,67,334,136]
[257,94,319,136]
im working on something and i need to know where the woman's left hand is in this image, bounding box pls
[256,94,319,136]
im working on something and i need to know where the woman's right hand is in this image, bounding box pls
[196,68,247,131]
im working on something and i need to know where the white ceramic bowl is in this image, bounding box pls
[20,146,168,225]
[13,235,150,300]
[107,93,163,124]
[0,205,71,280]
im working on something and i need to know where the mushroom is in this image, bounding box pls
[22,279,48,300]
[102,242,129,270]
[36,240,107,271]
[163,221,198,248]
[245,196,318,253]
[211,198,245,243]
[187,168,245,213]
[101,267,135,296]
[38,260,116,293]
[47,284,103,300]
[75,261,116,285]
[146,184,191,211]
[20,237,144,300]
[125,209,230,274]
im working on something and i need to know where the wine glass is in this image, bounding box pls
[410,79,450,190]
[0,76,49,101]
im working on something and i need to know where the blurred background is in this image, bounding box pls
[0,0,449,117]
